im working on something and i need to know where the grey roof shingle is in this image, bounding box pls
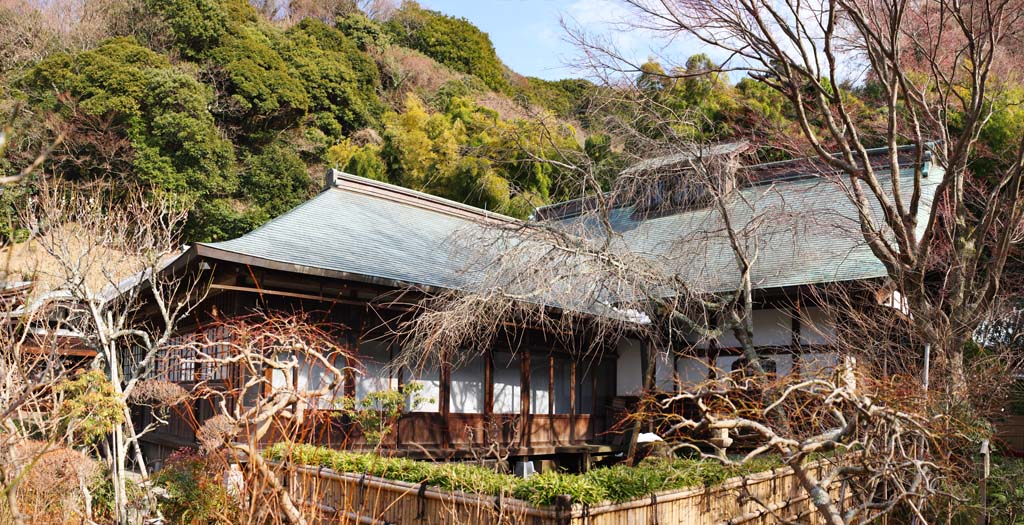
[548,152,943,292]
[197,171,509,291]
[196,151,944,297]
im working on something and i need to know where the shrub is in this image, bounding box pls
[511,471,607,506]
[385,2,509,92]
[336,383,427,445]
[241,142,314,217]
[20,36,235,194]
[265,443,785,507]
[55,370,125,445]
[153,448,239,524]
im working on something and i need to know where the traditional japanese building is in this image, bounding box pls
[139,146,947,467]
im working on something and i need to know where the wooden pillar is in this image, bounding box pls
[521,350,530,449]
[791,302,803,376]
[484,350,494,419]
[440,350,451,449]
[548,353,555,417]
[569,360,577,443]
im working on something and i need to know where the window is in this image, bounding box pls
[199,326,231,381]
[552,356,572,414]
[799,307,836,346]
[450,355,485,413]
[168,335,196,383]
[297,351,347,409]
[530,355,550,415]
[492,352,521,414]
[677,357,711,388]
[404,361,440,412]
[355,340,396,403]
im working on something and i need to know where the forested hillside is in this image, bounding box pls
[2,0,1020,243]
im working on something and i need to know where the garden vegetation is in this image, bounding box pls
[265,442,784,506]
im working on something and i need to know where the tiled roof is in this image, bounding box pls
[545,147,943,292]
[196,171,511,291]
[195,148,943,296]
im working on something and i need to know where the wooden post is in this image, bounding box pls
[569,360,577,443]
[548,353,555,417]
[979,439,990,525]
[440,350,451,449]
[521,350,530,449]
[484,350,494,419]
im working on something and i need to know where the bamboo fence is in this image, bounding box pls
[277,458,845,525]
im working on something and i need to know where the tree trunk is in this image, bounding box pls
[791,460,846,525]
[246,449,308,525]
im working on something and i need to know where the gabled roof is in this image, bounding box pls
[194,170,514,291]
[543,146,944,292]
[189,147,944,299]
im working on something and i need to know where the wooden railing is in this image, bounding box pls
[279,459,843,525]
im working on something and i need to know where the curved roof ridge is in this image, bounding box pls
[326,169,517,224]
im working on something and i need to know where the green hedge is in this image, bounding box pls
[264,443,783,506]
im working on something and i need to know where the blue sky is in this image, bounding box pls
[420,0,706,81]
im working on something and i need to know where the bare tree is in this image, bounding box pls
[20,181,206,524]
[585,0,1024,399]
[184,312,351,525]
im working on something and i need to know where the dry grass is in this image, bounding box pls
[0,226,141,294]
[377,46,463,106]
[0,440,99,525]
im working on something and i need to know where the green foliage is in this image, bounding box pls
[986,457,1024,524]
[21,37,235,193]
[519,77,595,118]
[335,12,392,50]
[933,457,1024,525]
[386,2,509,92]
[7,0,887,245]
[153,448,239,524]
[241,142,313,217]
[267,443,784,507]
[90,466,143,523]
[381,93,464,190]
[326,138,387,181]
[206,22,309,130]
[511,471,607,506]
[337,383,427,445]
[55,371,125,444]
[145,0,229,57]
[283,18,384,137]
[19,36,244,240]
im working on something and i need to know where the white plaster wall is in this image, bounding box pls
[492,352,521,414]
[801,352,839,377]
[799,307,836,345]
[717,327,741,348]
[718,308,793,348]
[615,338,644,396]
[406,363,440,412]
[715,355,743,376]
[654,350,675,391]
[355,341,396,403]
[764,354,795,376]
[753,309,793,346]
[450,355,485,413]
[676,357,711,388]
